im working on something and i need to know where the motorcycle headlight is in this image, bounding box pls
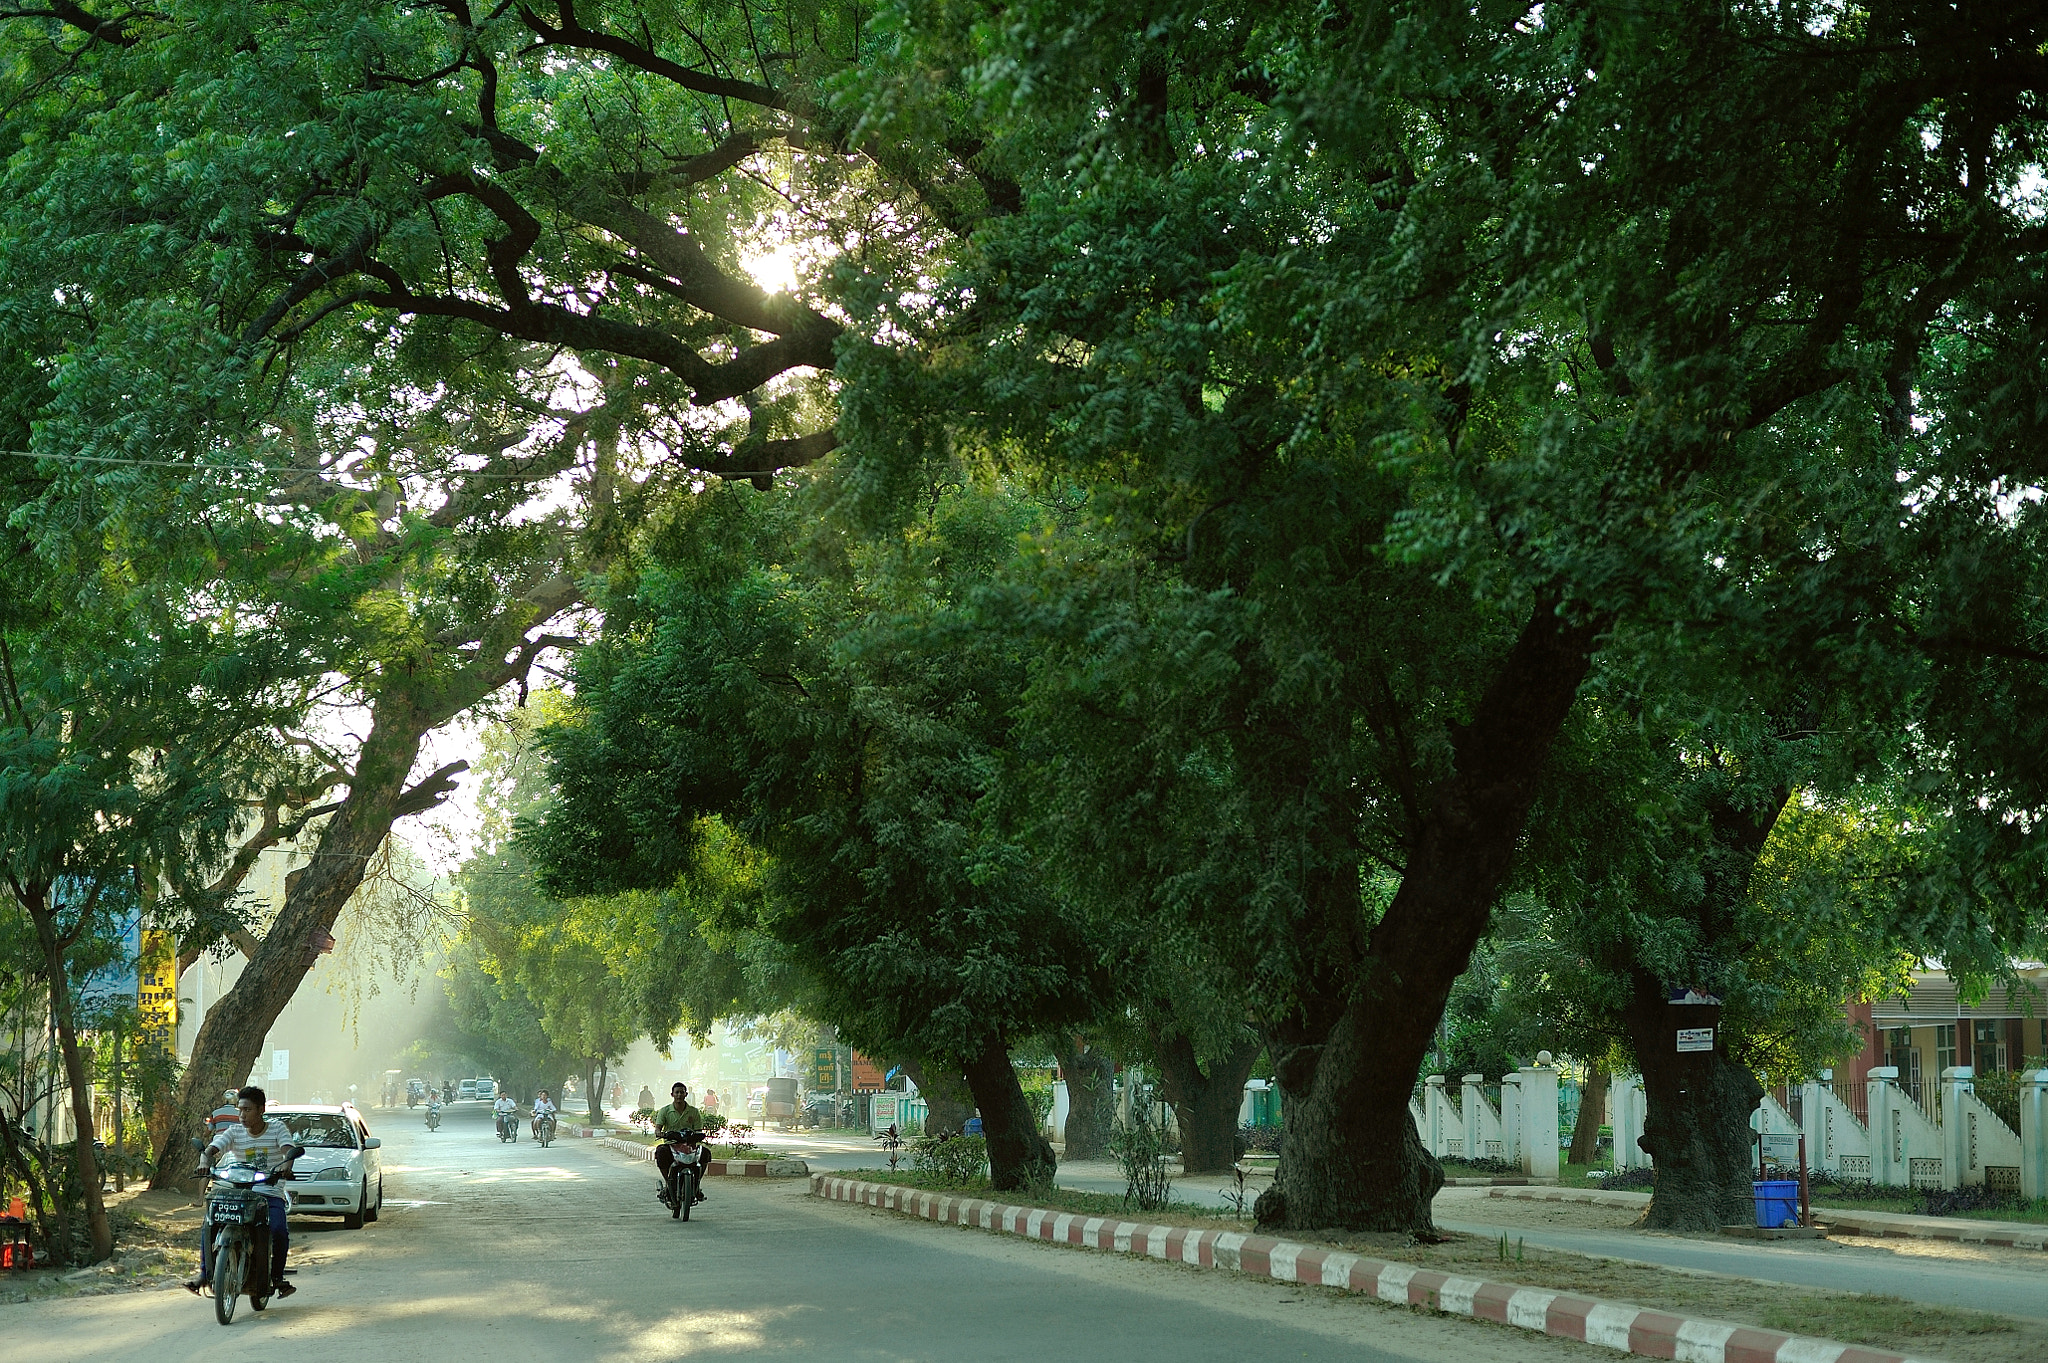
[316,1166,349,1181]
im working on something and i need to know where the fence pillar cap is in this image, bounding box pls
[2022,1068,2048,1086]
[1424,1074,1446,1087]
[1868,1065,1899,1079]
[1501,1072,1521,1085]
[1535,1050,1553,1066]
[1461,1073,1484,1084]
[1941,1065,1974,1081]
[1818,1069,1832,1081]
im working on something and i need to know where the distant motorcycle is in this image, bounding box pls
[424,1103,441,1131]
[659,1129,709,1221]
[534,1113,556,1148]
[495,1109,519,1143]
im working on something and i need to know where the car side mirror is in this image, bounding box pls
[364,1138,381,1149]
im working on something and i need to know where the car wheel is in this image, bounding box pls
[364,1176,381,1223]
[343,1180,366,1230]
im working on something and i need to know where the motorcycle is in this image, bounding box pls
[534,1112,556,1148]
[495,1109,519,1142]
[659,1129,709,1221]
[424,1103,441,1131]
[191,1137,302,1326]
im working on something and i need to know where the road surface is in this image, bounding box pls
[3,1102,1600,1363]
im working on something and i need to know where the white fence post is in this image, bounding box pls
[1499,1072,1523,1166]
[1941,1066,1974,1188]
[1463,1074,1504,1163]
[1423,1075,1451,1159]
[1611,1073,1646,1171]
[2021,1069,2048,1201]
[1518,1054,1560,1180]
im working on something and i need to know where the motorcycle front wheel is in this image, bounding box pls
[213,1232,243,1325]
[680,1165,696,1222]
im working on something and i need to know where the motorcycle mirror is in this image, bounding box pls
[189,1137,207,1153]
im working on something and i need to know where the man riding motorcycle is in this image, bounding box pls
[531,1089,558,1140]
[185,1086,299,1299]
[492,1089,518,1140]
[651,1082,708,1207]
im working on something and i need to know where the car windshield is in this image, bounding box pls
[274,1112,358,1148]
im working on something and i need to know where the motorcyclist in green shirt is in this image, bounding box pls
[652,1081,708,1207]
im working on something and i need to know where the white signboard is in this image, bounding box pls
[271,1048,290,1079]
[1676,1028,1714,1053]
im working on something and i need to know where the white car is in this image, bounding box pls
[269,1104,384,1229]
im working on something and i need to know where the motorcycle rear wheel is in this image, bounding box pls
[213,1234,243,1325]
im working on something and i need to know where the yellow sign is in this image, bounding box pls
[138,930,176,1037]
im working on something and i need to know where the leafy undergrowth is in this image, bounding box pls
[822,1169,2042,1363]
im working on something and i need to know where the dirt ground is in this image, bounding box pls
[1,1186,203,1304]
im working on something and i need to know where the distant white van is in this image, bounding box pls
[473,1077,497,1101]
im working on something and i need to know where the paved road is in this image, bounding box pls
[4,1102,1600,1363]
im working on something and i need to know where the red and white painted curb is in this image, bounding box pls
[812,1176,1935,1363]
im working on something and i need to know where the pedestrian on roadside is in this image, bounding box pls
[206,1090,241,1141]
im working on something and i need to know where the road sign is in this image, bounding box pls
[814,1047,838,1089]
[851,1052,885,1092]
[1676,1027,1715,1053]
[271,1049,290,1079]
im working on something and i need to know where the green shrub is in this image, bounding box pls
[910,1133,989,1185]
[1972,1069,2023,1134]
[1108,1116,1175,1211]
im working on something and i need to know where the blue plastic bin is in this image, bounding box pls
[1751,1179,1799,1228]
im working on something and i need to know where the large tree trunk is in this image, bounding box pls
[898,1055,975,1137]
[1151,1030,1261,1174]
[1052,1036,1114,1160]
[152,708,433,1189]
[960,1036,1056,1191]
[1569,1066,1609,1167]
[1625,976,1760,1230]
[1258,603,1601,1235]
[24,885,112,1263]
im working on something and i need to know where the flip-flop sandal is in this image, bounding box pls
[275,1282,297,1298]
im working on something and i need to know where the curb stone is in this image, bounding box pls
[1485,1186,2048,1251]
[815,1175,1935,1363]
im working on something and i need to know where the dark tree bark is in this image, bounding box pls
[1052,1035,1114,1160]
[1151,1029,1262,1174]
[1626,981,1760,1229]
[151,705,432,1188]
[1619,787,1790,1230]
[1569,1066,1609,1168]
[898,1056,975,1137]
[960,1037,1056,1191]
[1258,602,1603,1235]
[22,882,112,1262]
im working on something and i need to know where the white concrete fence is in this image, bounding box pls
[1414,1058,1561,1179]
[1789,1065,2048,1193]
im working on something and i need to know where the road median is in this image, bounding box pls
[813,1174,1952,1363]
